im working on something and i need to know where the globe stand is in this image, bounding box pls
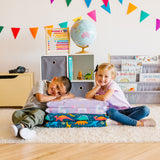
[76,45,90,54]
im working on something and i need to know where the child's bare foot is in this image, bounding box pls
[140,118,156,127]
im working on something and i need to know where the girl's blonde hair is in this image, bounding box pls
[97,63,116,79]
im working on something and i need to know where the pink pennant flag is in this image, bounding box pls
[50,0,54,4]
[11,28,20,39]
[102,0,108,7]
[156,19,160,31]
[87,10,96,22]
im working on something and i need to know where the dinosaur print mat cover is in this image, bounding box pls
[44,113,109,128]
[46,97,108,114]
[44,120,107,128]
[45,113,109,122]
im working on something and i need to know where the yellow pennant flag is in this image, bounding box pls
[73,16,82,22]
[127,3,137,15]
[29,27,38,39]
[44,25,53,37]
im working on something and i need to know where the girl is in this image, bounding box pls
[86,63,156,127]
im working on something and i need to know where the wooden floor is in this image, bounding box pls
[0,143,160,160]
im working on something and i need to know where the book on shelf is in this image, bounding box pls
[68,56,73,80]
[121,59,142,73]
[135,55,159,64]
[115,71,136,82]
[119,83,137,92]
[139,73,160,82]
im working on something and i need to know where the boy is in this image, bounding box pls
[10,76,75,140]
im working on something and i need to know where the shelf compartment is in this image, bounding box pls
[124,92,160,104]
[69,54,94,81]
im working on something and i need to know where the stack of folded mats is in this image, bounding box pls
[44,97,109,128]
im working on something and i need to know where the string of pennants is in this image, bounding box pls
[0,0,160,39]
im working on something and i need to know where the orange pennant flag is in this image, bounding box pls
[127,3,137,15]
[44,25,53,37]
[29,27,38,39]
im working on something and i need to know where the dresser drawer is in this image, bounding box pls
[0,73,34,107]
[70,82,94,97]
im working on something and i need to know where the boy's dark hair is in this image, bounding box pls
[58,76,72,93]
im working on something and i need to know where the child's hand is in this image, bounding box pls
[95,76,101,87]
[52,96,64,101]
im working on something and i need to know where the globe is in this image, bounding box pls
[70,19,96,53]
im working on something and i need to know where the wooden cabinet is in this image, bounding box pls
[41,54,94,97]
[0,73,34,107]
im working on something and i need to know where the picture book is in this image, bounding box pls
[135,55,159,64]
[118,83,137,92]
[115,71,136,82]
[139,73,160,82]
[121,59,142,73]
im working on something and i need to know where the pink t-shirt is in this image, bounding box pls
[96,80,131,110]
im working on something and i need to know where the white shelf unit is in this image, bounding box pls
[109,54,160,104]
[41,53,95,97]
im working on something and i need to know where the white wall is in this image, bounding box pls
[0,0,160,83]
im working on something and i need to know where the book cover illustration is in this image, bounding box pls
[140,73,160,82]
[46,28,70,54]
[135,55,159,64]
[115,71,136,82]
[121,59,142,73]
[119,83,137,92]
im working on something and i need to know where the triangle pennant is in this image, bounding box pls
[85,0,92,8]
[102,0,108,7]
[87,10,96,22]
[50,0,54,4]
[119,0,123,4]
[73,16,82,22]
[11,28,20,39]
[127,3,137,15]
[29,27,38,39]
[44,25,54,29]
[0,26,4,33]
[156,19,160,31]
[44,25,53,37]
[101,2,111,14]
[66,0,72,7]
[140,10,150,23]
[59,21,68,28]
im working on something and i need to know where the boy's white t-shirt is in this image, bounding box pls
[23,80,49,110]
[96,80,131,110]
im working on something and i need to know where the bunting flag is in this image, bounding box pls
[140,10,150,23]
[29,27,38,39]
[87,10,96,22]
[11,28,20,39]
[101,2,111,14]
[156,19,160,31]
[44,25,54,37]
[119,0,123,4]
[50,0,54,4]
[85,0,92,8]
[59,21,68,28]
[0,26,4,33]
[73,16,82,22]
[102,0,108,7]
[127,3,137,15]
[66,0,72,7]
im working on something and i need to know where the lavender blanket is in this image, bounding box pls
[46,97,108,114]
